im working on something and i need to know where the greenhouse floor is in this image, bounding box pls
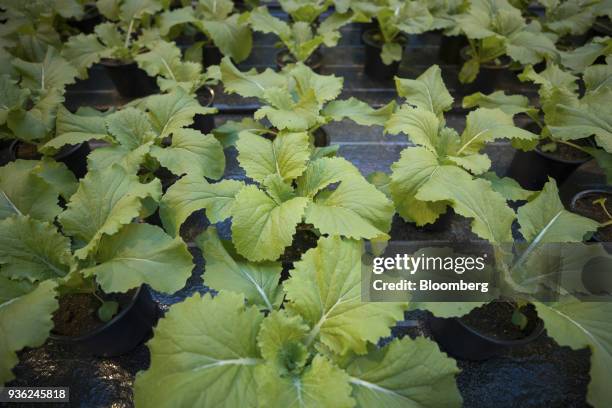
[5,22,606,408]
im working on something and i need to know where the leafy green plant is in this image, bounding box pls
[464,62,612,183]
[47,89,222,184]
[368,0,434,65]
[410,177,612,408]
[158,0,253,63]
[219,57,395,139]
[455,0,559,83]
[0,161,194,384]
[134,39,220,93]
[249,5,353,64]
[134,234,462,408]
[537,0,600,38]
[62,0,165,77]
[0,0,87,61]
[159,129,394,262]
[0,48,78,148]
[385,64,538,232]
[558,36,612,73]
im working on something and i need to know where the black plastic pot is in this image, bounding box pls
[312,127,330,147]
[202,43,223,67]
[458,47,518,94]
[191,86,216,134]
[592,17,612,37]
[50,286,159,357]
[9,140,91,178]
[571,188,612,243]
[438,34,468,65]
[67,5,102,34]
[428,315,545,360]
[362,29,400,80]
[506,146,591,191]
[276,49,323,73]
[100,59,159,98]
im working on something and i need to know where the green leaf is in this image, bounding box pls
[159,176,244,236]
[197,228,282,310]
[381,42,403,65]
[220,57,285,100]
[256,355,354,408]
[456,108,538,155]
[462,91,534,116]
[145,89,216,138]
[87,143,153,174]
[12,47,78,91]
[506,31,558,65]
[42,106,110,154]
[0,160,62,222]
[0,75,28,125]
[481,171,535,201]
[395,65,453,117]
[32,158,78,201]
[0,280,58,385]
[236,132,311,183]
[250,6,292,38]
[517,179,600,243]
[59,165,162,259]
[134,291,262,408]
[150,128,225,179]
[295,157,362,198]
[415,166,515,243]
[547,102,612,153]
[231,185,309,262]
[345,337,462,407]
[385,105,441,152]
[134,40,183,79]
[284,236,407,355]
[82,223,192,293]
[203,14,253,63]
[62,33,112,78]
[106,107,154,149]
[256,310,309,375]
[97,300,119,322]
[560,37,612,73]
[322,98,397,127]
[535,297,612,408]
[446,153,491,175]
[0,216,73,282]
[158,7,197,35]
[583,147,612,184]
[305,175,394,241]
[213,118,269,148]
[390,147,447,226]
[119,0,162,22]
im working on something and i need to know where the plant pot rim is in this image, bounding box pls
[9,140,86,161]
[361,28,407,50]
[275,48,323,71]
[456,315,546,346]
[570,187,612,211]
[50,285,147,343]
[459,46,511,70]
[534,142,593,165]
[196,85,215,108]
[99,58,136,67]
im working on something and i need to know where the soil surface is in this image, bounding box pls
[52,291,135,337]
[461,301,541,341]
[15,142,42,160]
[538,140,592,162]
[280,224,320,280]
[573,192,612,242]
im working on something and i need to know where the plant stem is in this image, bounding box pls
[124,19,134,50]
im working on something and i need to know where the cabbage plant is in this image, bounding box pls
[0,48,79,149]
[464,62,612,183]
[134,233,463,408]
[455,0,559,83]
[249,5,353,64]
[0,161,194,385]
[47,89,223,183]
[385,65,538,233]
[157,0,253,63]
[219,57,396,140]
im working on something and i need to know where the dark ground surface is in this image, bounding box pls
[4,13,608,408]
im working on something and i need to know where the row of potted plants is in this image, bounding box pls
[0,1,611,407]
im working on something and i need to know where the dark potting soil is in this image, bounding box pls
[15,142,41,160]
[539,140,591,162]
[573,192,612,242]
[52,291,136,337]
[279,225,320,281]
[461,301,541,341]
